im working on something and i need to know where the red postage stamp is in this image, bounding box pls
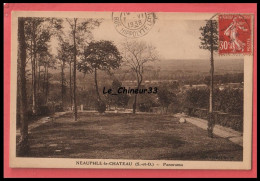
[218,14,252,55]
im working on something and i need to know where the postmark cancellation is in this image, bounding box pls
[112,12,156,38]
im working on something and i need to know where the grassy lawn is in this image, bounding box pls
[20,112,243,161]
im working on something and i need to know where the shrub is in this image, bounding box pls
[139,103,150,112]
[157,85,177,112]
[168,103,180,114]
[184,88,209,110]
[192,109,243,132]
[37,105,51,116]
[55,104,64,112]
[96,100,106,113]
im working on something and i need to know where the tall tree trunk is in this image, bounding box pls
[208,20,215,138]
[61,61,65,108]
[133,93,137,114]
[133,78,139,114]
[45,66,49,103]
[94,67,101,101]
[38,63,40,91]
[35,47,38,102]
[17,18,29,156]
[133,72,142,114]
[132,82,140,114]
[32,24,37,114]
[30,45,35,112]
[69,60,73,110]
[73,18,78,121]
[43,65,46,94]
[30,34,34,109]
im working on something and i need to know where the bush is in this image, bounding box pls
[37,105,51,116]
[192,109,243,132]
[139,103,150,112]
[96,100,106,113]
[184,88,209,110]
[168,103,180,114]
[55,104,64,112]
[193,108,208,119]
[217,88,243,115]
[157,85,178,113]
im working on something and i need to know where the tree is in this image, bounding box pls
[199,19,218,137]
[183,88,209,115]
[42,54,56,104]
[57,39,74,108]
[78,40,122,113]
[66,18,102,120]
[24,18,45,114]
[111,79,121,109]
[122,40,158,114]
[107,79,130,109]
[17,17,29,156]
[117,93,130,108]
[157,85,177,114]
[24,17,62,114]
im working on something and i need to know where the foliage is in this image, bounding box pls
[24,17,62,63]
[105,79,130,109]
[122,40,158,81]
[182,87,243,116]
[117,93,130,108]
[57,39,74,64]
[193,109,243,131]
[96,100,106,113]
[78,40,122,74]
[199,20,218,51]
[138,89,159,112]
[215,88,243,115]
[138,99,155,112]
[139,103,150,112]
[78,40,122,113]
[157,85,177,111]
[65,18,102,120]
[65,18,102,52]
[122,40,158,113]
[184,88,209,110]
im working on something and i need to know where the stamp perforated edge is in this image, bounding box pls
[217,13,254,56]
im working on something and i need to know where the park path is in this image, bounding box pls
[174,113,243,147]
[16,111,68,136]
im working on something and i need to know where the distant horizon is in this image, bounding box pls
[160,58,244,61]
[45,12,245,60]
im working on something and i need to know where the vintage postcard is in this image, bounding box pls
[10,10,254,170]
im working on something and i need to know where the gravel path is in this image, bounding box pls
[174,113,243,147]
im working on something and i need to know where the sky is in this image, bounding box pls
[92,13,209,60]
[49,12,240,61]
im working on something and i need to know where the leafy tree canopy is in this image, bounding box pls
[78,40,122,74]
[199,20,218,51]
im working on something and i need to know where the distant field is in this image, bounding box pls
[157,58,244,73]
[21,112,243,161]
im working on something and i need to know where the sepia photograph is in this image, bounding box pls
[10,11,253,169]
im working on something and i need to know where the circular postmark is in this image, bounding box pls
[112,12,156,38]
